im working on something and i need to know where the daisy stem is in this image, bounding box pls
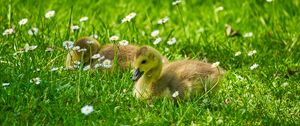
[7,0,12,27]
[113,42,119,70]
[176,5,188,40]
[77,51,85,103]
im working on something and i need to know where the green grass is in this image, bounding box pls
[1,0,300,125]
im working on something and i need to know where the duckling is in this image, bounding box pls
[65,37,101,69]
[132,46,224,100]
[65,37,169,69]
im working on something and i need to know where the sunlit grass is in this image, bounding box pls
[1,0,299,125]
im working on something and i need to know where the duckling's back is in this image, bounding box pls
[162,60,225,97]
[99,44,138,68]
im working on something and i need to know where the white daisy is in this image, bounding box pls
[158,17,169,24]
[247,50,257,57]
[90,34,98,39]
[19,18,28,26]
[86,40,95,44]
[102,59,112,68]
[243,32,253,38]
[71,25,80,31]
[63,41,74,50]
[81,105,94,115]
[91,54,101,59]
[172,91,179,98]
[121,12,136,23]
[2,83,10,87]
[83,65,91,71]
[28,27,39,35]
[45,47,54,52]
[197,27,205,33]
[282,82,288,87]
[73,61,81,68]
[94,63,102,69]
[214,6,224,12]
[151,30,160,37]
[167,37,177,45]
[24,45,38,52]
[119,40,129,46]
[78,48,87,52]
[72,46,80,51]
[153,37,162,45]
[79,16,88,22]
[2,28,14,36]
[211,61,220,68]
[216,119,223,125]
[50,67,59,72]
[266,0,273,2]
[45,10,55,19]
[250,63,259,70]
[172,0,181,5]
[30,77,41,85]
[109,35,119,41]
[234,51,241,56]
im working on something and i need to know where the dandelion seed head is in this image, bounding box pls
[81,105,94,115]
[19,18,28,26]
[119,40,129,46]
[45,10,55,19]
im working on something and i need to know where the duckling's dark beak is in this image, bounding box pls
[132,68,144,81]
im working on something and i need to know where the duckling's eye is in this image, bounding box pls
[141,60,147,64]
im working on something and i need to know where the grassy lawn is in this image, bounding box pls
[1,0,299,125]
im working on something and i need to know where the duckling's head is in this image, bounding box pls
[132,46,163,81]
[75,37,101,63]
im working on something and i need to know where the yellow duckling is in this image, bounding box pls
[132,46,224,100]
[65,37,168,69]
